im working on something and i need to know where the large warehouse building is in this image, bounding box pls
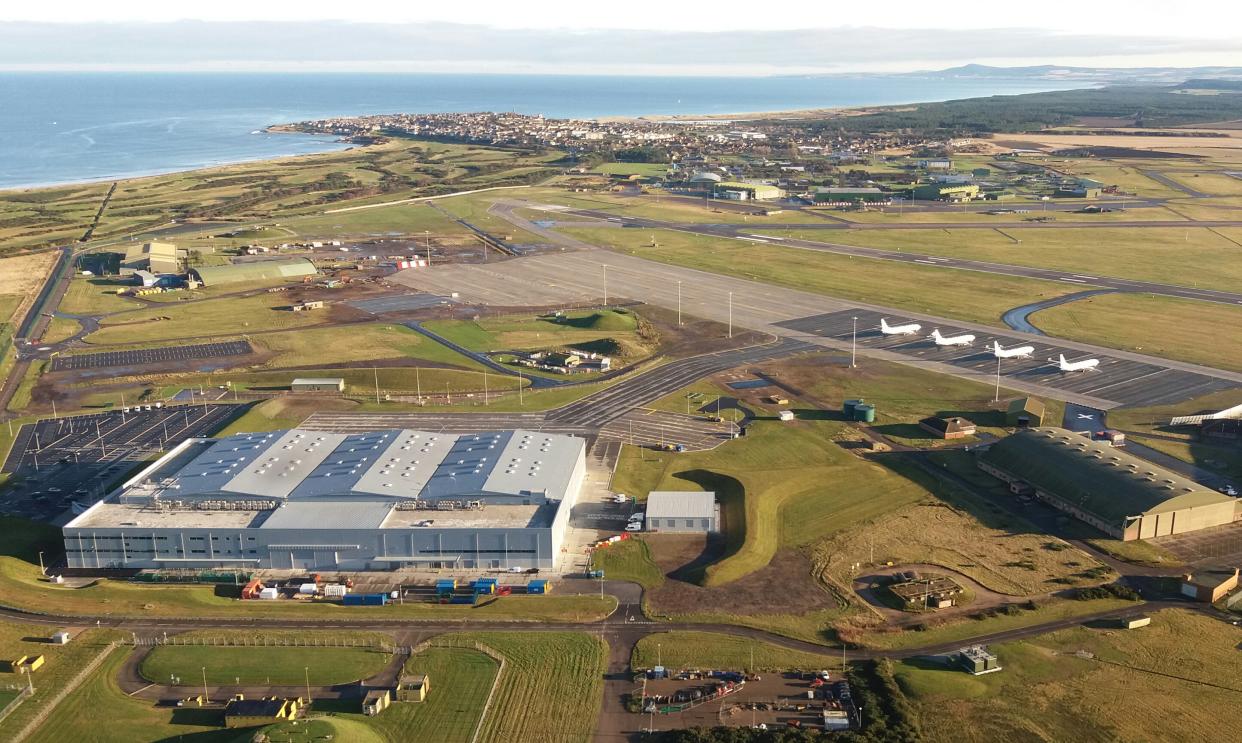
[64,428,586,571]
[980,428,1239,541]
[189,258,317,286]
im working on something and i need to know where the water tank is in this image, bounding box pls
[853,404,876,423]
[843,399,864,417]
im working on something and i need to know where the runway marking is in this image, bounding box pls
[1060,277,1087,283]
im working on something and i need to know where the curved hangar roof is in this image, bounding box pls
[982,427,1233,522]
[144,428,583,504]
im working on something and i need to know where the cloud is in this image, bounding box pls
[0,21,1238,74]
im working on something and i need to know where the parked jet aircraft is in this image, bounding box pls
[880,318,921,336]
[1052,354,1100,372]
[929,328,975,346]
[992,341,1035,359]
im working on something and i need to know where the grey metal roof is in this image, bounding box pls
[647,491,717,519]
[258,499,394,530]
[133,428,584,505]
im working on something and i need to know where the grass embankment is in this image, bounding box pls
[1029,292,1242,372]
[633,631,838,672]
[898,609,1242,742]
[250,719,385,743]
[589,538,665,589]
[424,307,650,361]
[0,518,615,622]
[557,226,1078,327]
[611,418,931,587]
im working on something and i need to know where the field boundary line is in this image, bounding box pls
[411,637,507,743]
[10,640,119,743]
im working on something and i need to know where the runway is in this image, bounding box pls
[392,250,1242,409]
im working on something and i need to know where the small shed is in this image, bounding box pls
[646,491,719,533]
[397,674,429,702]
[223,698,294,728]
[778,410,795,422]
[291,377,345,393]
[1006,397,1045,428]
[957,645,1002,675]
[919,416,977,440]
[1181,568,1239,603]
[51,631,72,645]
[362,689,391,716]
[1118,615,1151,630]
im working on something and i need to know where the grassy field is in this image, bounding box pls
[1,139,561,256]
[0,622,120,741]
[854,596,1134,650]
[249,719,385,743]
[1029,292,1242,372]
[632,631,838,672]
[140,643,391,685]
[86,292,331,344]
[591,163,669,177]
[39,317,80,344]
[24,646,236,743]
[423,308,646,358]
[758,225,1242,293]
[589,538,665,589]
[611,418,932,587]
[447,632,607,743]
[558,226,1077,327]
[899,609,1242,742]
[57,277,141,315]
[1164,171,1242,196]
[335,645,499,743]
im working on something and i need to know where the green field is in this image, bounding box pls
[24,646,234,743]
[558,226,1077,327]
[633,631,838,672]
[1029,292,1242,372]
[86,292,330,344]
[248,719,385,743]
[591,162,669,177]
[451,632,606,743]
[58,277,141,315]
[339,645,499,743]
[769,225,1242,294]
[140,643,391,685]
[611,418,931,588]
[589,538,665,589]
[0,139,562,256]
[899,609,1242,742]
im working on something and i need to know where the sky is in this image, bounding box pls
[2,0,1240,74]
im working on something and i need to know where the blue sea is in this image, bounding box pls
[0,72,1087,190]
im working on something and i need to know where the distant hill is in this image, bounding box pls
[901,64,1242,85]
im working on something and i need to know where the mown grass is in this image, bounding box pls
[140,643,391,686]
[1029,291,1242,372]
[445,632,607,743]
[589,538,665,589]
[632,631,838,672]
[558,226,1077,327]
[610,418,931,587]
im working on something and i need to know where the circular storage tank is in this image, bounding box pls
[843,398,864,417]
[853,404,876,423]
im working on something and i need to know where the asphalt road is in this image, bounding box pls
[395,250,1242,410]
[553,205,1242,308]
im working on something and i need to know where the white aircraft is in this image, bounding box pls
[929,328,975,347]
[1052,354,1100,372]
[880,318,921,336]
[992,341,1035,359]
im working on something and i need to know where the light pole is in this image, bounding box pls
[676,280,682,325]
[727,292,733,339]
[994,355,1002,403]
[424,230,431,267]
[202,666,209,703]
[850,316,858,368]
[38,551,45,576]
[304,666,311,705]
[602,264,608,306]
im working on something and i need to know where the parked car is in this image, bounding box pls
[1219,484,1238,496]
[624,522,643,532]
[628,511,645,522]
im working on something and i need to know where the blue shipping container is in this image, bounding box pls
[342,593,389,606]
